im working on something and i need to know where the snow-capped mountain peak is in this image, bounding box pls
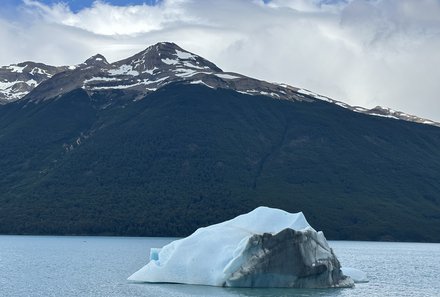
[0,42,438,127]
[0,42,301,103]
[22,42,300,103]
[113,42,222,75]
[83,54,109,67]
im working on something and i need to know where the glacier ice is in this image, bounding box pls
[128,207,361,288]
[341,267,369,283]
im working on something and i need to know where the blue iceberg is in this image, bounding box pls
[129,207,366,288]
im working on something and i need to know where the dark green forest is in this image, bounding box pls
[1,84,439,242]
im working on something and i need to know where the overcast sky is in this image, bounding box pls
[1,0,440,121]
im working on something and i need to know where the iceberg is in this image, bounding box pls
[128,207,362,288]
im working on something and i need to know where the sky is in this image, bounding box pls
[1,0,440,121]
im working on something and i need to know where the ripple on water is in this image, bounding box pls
[0,236,439,297]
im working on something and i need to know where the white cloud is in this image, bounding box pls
[1,0,440,121]
[22,0,202,35]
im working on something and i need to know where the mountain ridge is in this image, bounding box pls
[1,42,438,128]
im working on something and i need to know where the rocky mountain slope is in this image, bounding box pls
[0,42,439,242]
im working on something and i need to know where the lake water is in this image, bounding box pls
[0,236,439,297]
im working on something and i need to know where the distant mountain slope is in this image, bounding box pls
[0,43,439,242]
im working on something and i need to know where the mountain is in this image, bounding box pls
[296,89,440,127]
[0,62,69,103]
[20,43,303,104]
[0,42,439,242]
[3,42,438,127]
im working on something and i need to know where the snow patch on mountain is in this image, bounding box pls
[215,73,240,80]
[161,58,179,65]
[175,49,195,60]
[144,67,158,75]
[84,77,121,84]
[0,80,17,89]
[6,65,26,73]
[143,76,169,85]
[92,82,143,90]
[174,69,212,78]
[108,65,139,76]
[181,62,207,70]
[190,80,214,89]
[297,88,333,103]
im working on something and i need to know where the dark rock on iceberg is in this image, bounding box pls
[225,228,353,288]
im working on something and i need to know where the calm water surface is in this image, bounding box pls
[0,236,439,297]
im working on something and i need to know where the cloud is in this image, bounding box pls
[22,0,201,35]
[1,0,440,121]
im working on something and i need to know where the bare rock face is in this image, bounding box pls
[225,228,354,288]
